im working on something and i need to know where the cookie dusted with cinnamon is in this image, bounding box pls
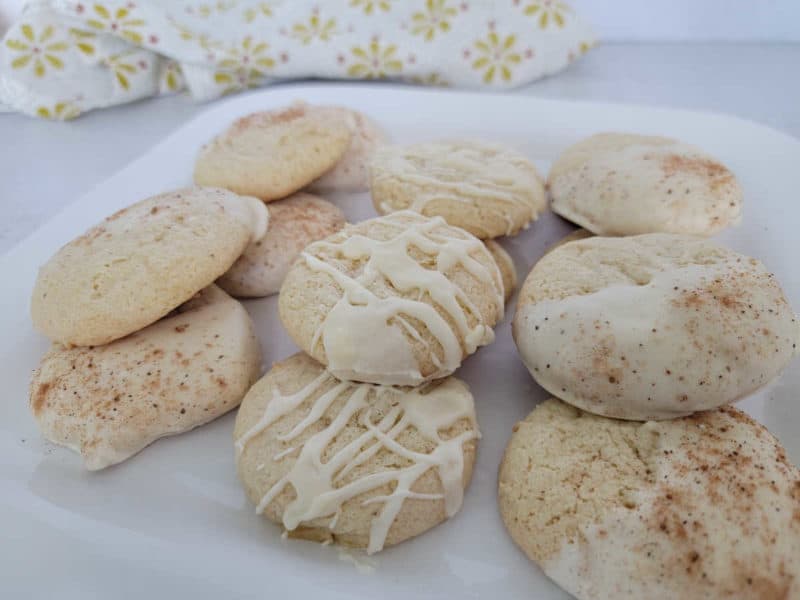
[194,103,352,201]
[513,233,799,420]
[499,399,800,600]
[548,133,743,236]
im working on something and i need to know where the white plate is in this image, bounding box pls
[1,84,798,600]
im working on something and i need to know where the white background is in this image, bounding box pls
[2,0,800,40]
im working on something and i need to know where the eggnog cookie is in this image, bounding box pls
[485,240,517,303]
[513,234,799,420]
[279,211,504,385]
[548,133,743,236]
[370,140,545,239]
[217,193,346,298]
[194,103,352,201]
[308,107,388,192]
[31,187,268,347]
[498,399,800,600]
[234,353,479,554]
[30,286,261,470]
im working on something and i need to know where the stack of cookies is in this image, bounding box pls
[233,210,500,554]
[501,134,800,599]
[228,123,550,554]
[28,188,268,470]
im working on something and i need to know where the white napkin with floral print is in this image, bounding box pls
[0,0,594,120]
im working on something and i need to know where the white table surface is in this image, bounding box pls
[1,42,798,254]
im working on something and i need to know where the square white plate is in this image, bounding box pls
[1,84,798,600]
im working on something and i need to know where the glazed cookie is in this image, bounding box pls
[308,107,388,192]
[31,187,268,347]
[279,211,504,385]
[217,193,346,298]
[513,234,799,420]
[498,399,800,600]
[548,133,743,236]
[30,286,261,470]
[234,353,479,554]
[485,240,517,303]
[194,103,352,201]
[370,139,546,239]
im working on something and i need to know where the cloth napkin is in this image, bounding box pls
[0,0,594,120]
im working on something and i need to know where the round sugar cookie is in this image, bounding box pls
[278,211,504,385]
[512,234,799,420]
[217,193,346,298]
[548,133,743,236]
[30,285,261,470]
[308,106,388,192]
[194,103,352,201]
[234,352,479,554]
[485,240,517,303]
[498,399,800,600]
[31,187,268,347]
[370,139,546,239]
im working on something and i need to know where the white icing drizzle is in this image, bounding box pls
[303,211,503,385]
[236,370,479,554]
[375,142,539,236]
[272,447,296,461]
[337,548,377,573]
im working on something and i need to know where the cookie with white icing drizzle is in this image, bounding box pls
[369,139,546,239]
[278,211,504,386]
[234,353,479,554]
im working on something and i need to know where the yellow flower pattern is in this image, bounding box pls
[160,60,184,92]
[350,0,392,16]
[411,0,457,41]
[69,28,96,57]
[36,101,81,120]
[243,2,276,23]
[347,39,402,79]
[409,72,449,87]
[195,1,238,18]
[1,0,594,119]
[86,4,146,44]
[214,36,275,94]
[5,24,69,77]
[470,30,522,84]
[523,0,571,29]
[104,53,139,90]
[291,12,338,45]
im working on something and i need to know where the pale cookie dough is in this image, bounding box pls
[234,353,479,554]
[308,106,388,193]
[498,399,800,600]
[548,133,743,236]
[31,187,268,347]
[30,286,261,470]
[279,211,504,386]
[217,193,346,298]
[194,103,352,201]
[513,234,799,420]
[485,240,517,303]
[370,139,546,239]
